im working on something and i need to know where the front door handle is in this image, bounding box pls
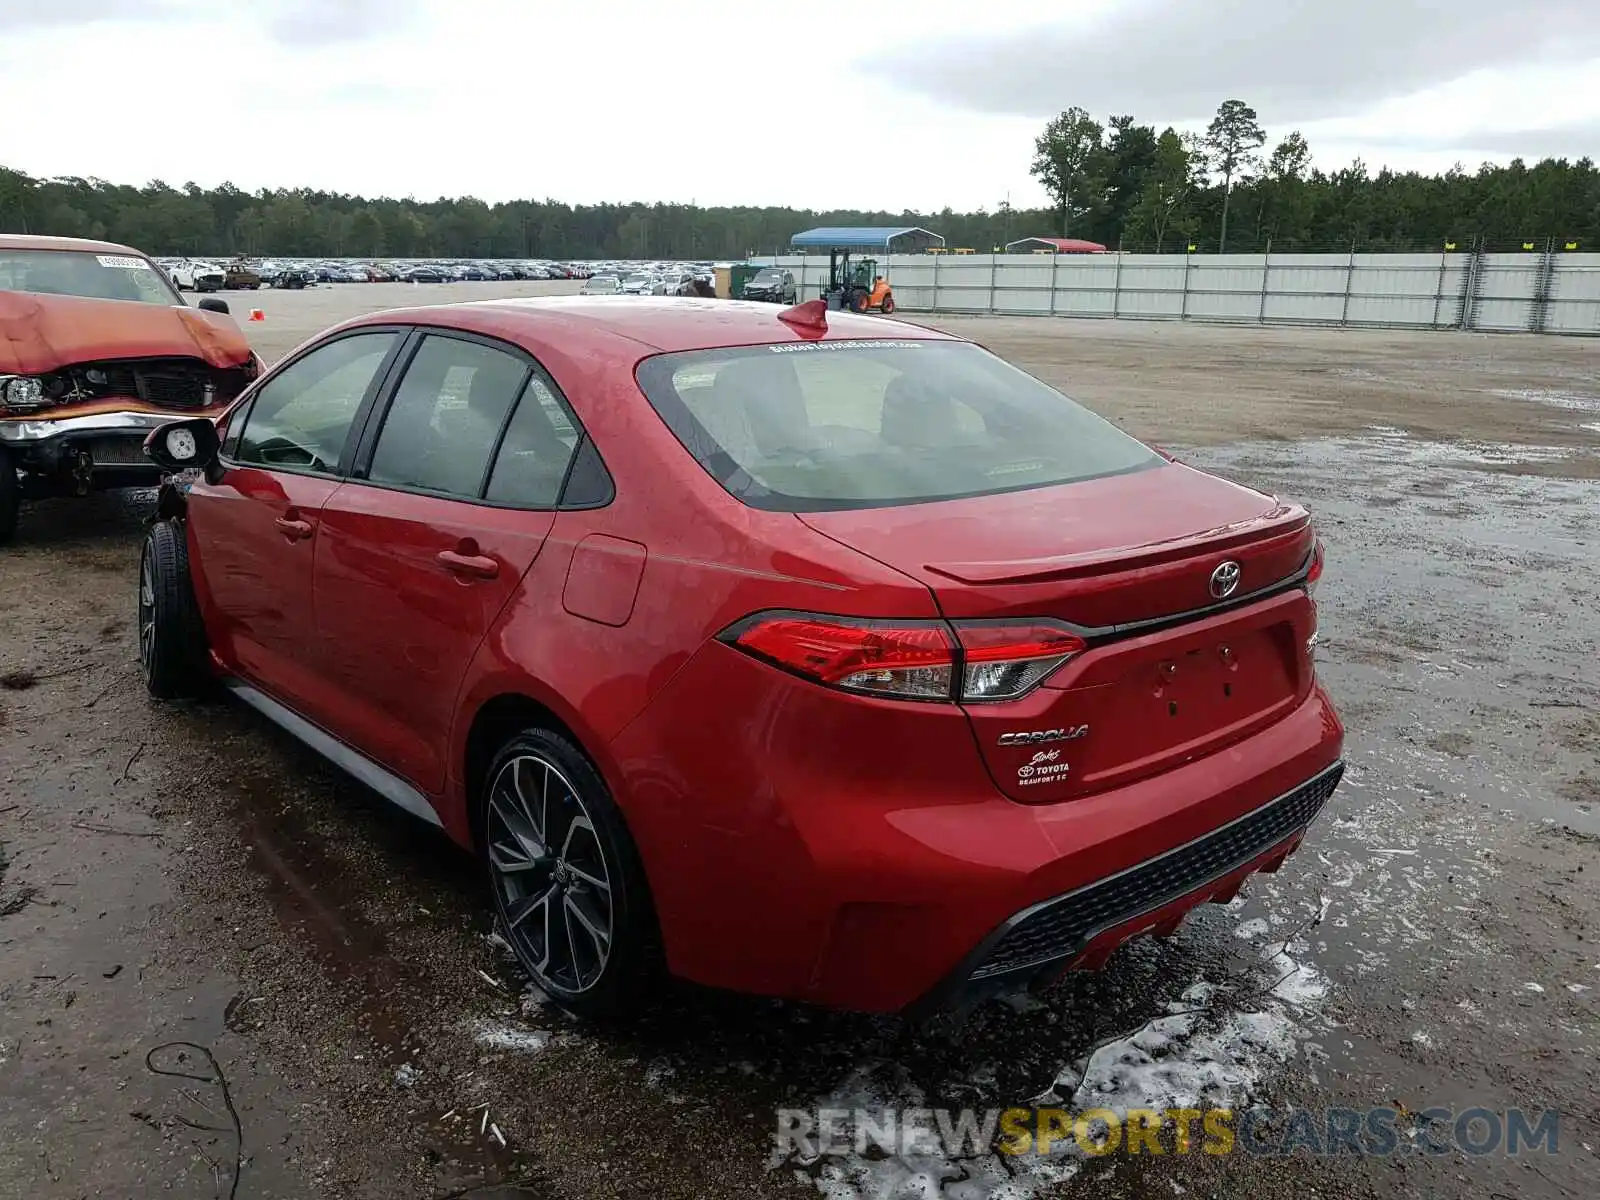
[436,550,500,580]
[274,516,313,541]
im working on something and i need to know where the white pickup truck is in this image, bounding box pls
[167,260,226,293]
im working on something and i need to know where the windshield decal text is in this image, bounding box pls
[767,340,924,354]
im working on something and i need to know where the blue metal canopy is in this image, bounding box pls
[789,226,944,251]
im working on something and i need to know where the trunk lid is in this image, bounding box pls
[798,463,1319,801]
[0,290,252,375]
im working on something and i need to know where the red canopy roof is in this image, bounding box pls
[1007,237,1109,253]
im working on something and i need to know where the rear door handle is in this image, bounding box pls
[436,550,500,580]
[274,516,313,541]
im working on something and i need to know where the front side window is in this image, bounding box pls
[235,332,397,473]
[367,335,530,499]
[635,340,1161,512]
[0,249,182,306]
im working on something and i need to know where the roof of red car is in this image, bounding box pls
[349,296,959,354]
[0,233,150,257]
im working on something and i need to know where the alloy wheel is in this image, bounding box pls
[137,543,156,679]
[487,753,614,994]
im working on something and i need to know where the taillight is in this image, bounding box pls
[726,614,954,699]
[720,613,1084,703]
[1305,538,1324,663]
[955,623,1087,701]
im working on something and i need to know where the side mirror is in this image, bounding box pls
[144,418,223,483]
[198,297,230,315]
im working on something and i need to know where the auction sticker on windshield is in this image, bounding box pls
[767,340,925,354]
[96,255,147,269]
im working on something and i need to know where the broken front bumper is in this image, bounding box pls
[1,409,196,489]
[0,408,181,446]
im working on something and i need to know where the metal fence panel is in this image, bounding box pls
[1545,253,1600,334]
[746,251,1599,334]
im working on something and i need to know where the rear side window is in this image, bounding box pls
[367,335,529,498]
[484,374,582,508]
[635,340,1160,512]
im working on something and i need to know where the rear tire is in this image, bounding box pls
[880,295,896,315]
[0,447,17,545]
[139,520,209,699]
[481,727,661,1017]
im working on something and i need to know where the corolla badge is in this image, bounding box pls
[998,725,1089,747]
[1209,560,1242,599]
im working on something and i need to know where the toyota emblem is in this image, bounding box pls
[1209,560,1241,599]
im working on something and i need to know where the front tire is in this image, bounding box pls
[139,520,208,698]
[482,728,660,1017]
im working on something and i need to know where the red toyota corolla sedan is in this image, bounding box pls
[138,296,1343,1016]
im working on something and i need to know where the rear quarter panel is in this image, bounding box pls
[444,347,942,822]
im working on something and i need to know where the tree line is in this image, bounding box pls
[3,110,1596,262]
[1029,99,1599,253]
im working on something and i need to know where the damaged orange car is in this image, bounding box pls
[0,234,262,543]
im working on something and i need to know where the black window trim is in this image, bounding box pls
[219,325,411,482]
[346,323,614,512]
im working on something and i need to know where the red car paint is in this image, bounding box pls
[181,297,1343,1013]
[0,285,252,376]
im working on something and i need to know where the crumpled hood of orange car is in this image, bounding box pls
[0,290,253,375]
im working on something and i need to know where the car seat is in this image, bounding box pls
[879,374,979,451]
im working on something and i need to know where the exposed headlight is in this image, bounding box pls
[1,376,47,410]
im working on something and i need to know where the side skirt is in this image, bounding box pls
[225,680,443,829]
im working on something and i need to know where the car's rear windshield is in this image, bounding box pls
[0,249,181,306]
[635,339,1161,512]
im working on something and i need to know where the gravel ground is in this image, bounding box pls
[2,283,1596,1199]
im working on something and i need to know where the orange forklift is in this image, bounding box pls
[821,249,895,315]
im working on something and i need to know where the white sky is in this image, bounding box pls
[2,0,1597,211]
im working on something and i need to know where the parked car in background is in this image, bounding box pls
[137,295,1342,1017]
[223,261,263,290]
[170,260,227,293]
[621,273,664,295]
[741,267,798,304]
[0,234,259,542]
[581,275,621,295]
[273,267,313,289]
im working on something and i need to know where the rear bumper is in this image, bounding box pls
[612,638,1345,1013]
[907,760,1343,1017]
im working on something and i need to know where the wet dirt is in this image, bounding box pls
[1,286,1596,1199]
